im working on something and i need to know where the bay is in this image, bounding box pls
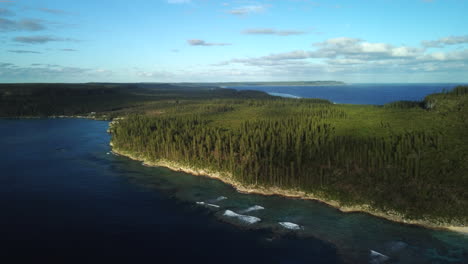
[0,119,466,263]
[229,83,467,104]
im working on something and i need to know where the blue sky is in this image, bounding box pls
[0,0,467,83]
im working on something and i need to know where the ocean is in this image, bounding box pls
[0,116,467,262]
[229,83,466,104]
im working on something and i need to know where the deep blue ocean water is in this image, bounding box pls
[230,83,467,104]
[0,118,467,264]
[0,119,342,264]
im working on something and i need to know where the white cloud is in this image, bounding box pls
[228,5,269,16]
[391,47,418,57]
[421,49,468,61]
[319,37,360,45]
[0,62,111,82]
[242,28,306,36]
[222,38,422,67]
[313,37,421,59]
[360,42,390,53]
[213,37,468,77]
[136,67,266,82]
[261,50,314,60]
[422,35,468,48]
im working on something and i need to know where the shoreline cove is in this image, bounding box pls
[110,143,467,235]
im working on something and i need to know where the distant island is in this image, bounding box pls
[1,82,467,232]
[172,81,346,87]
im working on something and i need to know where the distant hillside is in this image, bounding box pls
[0,83,270,118]
[173,81,346,87]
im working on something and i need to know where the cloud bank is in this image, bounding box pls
[0,62,112,82]
[422,35,468,48]
[214,36,468,78]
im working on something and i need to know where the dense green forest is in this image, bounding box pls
[2,82,467,224]
[110,86,468,224]
[0,83,269,118]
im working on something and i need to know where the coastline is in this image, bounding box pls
[110,144,467,235]
[0,114,110,121]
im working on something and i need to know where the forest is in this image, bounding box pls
[110,85,468,224]
[0,83,269,118]
[2,82,467,224]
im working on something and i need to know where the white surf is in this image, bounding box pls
[223,210,261,224]
[278,222,302,230]
[240,205,265,213]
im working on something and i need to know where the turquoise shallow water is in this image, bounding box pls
[119,156,468,263]
[0,119,467,264]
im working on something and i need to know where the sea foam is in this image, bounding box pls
[196,202,220,208]
[369,250,390,264]
[278,222,302,230]
[209,196,227,203]
[223,210,261,224]
[268,92,301,99]
[240,205,265,213]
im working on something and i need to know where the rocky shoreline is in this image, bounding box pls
[110,143,467,235]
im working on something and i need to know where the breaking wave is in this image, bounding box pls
[268,92,301,99]
[196,201,220,208]
[240,205,264,213]
[208,196,227,203]
[223,210,261,224]
[369,250,390,264]
[278,222,302,230]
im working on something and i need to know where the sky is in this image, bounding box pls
[0,0,467,83]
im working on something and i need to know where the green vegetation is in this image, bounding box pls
[111,86,468,224]
[2,82,467,224]
[0,83,268,118]
[384,100,424,109]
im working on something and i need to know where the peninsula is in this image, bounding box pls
[1,83,467,232]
